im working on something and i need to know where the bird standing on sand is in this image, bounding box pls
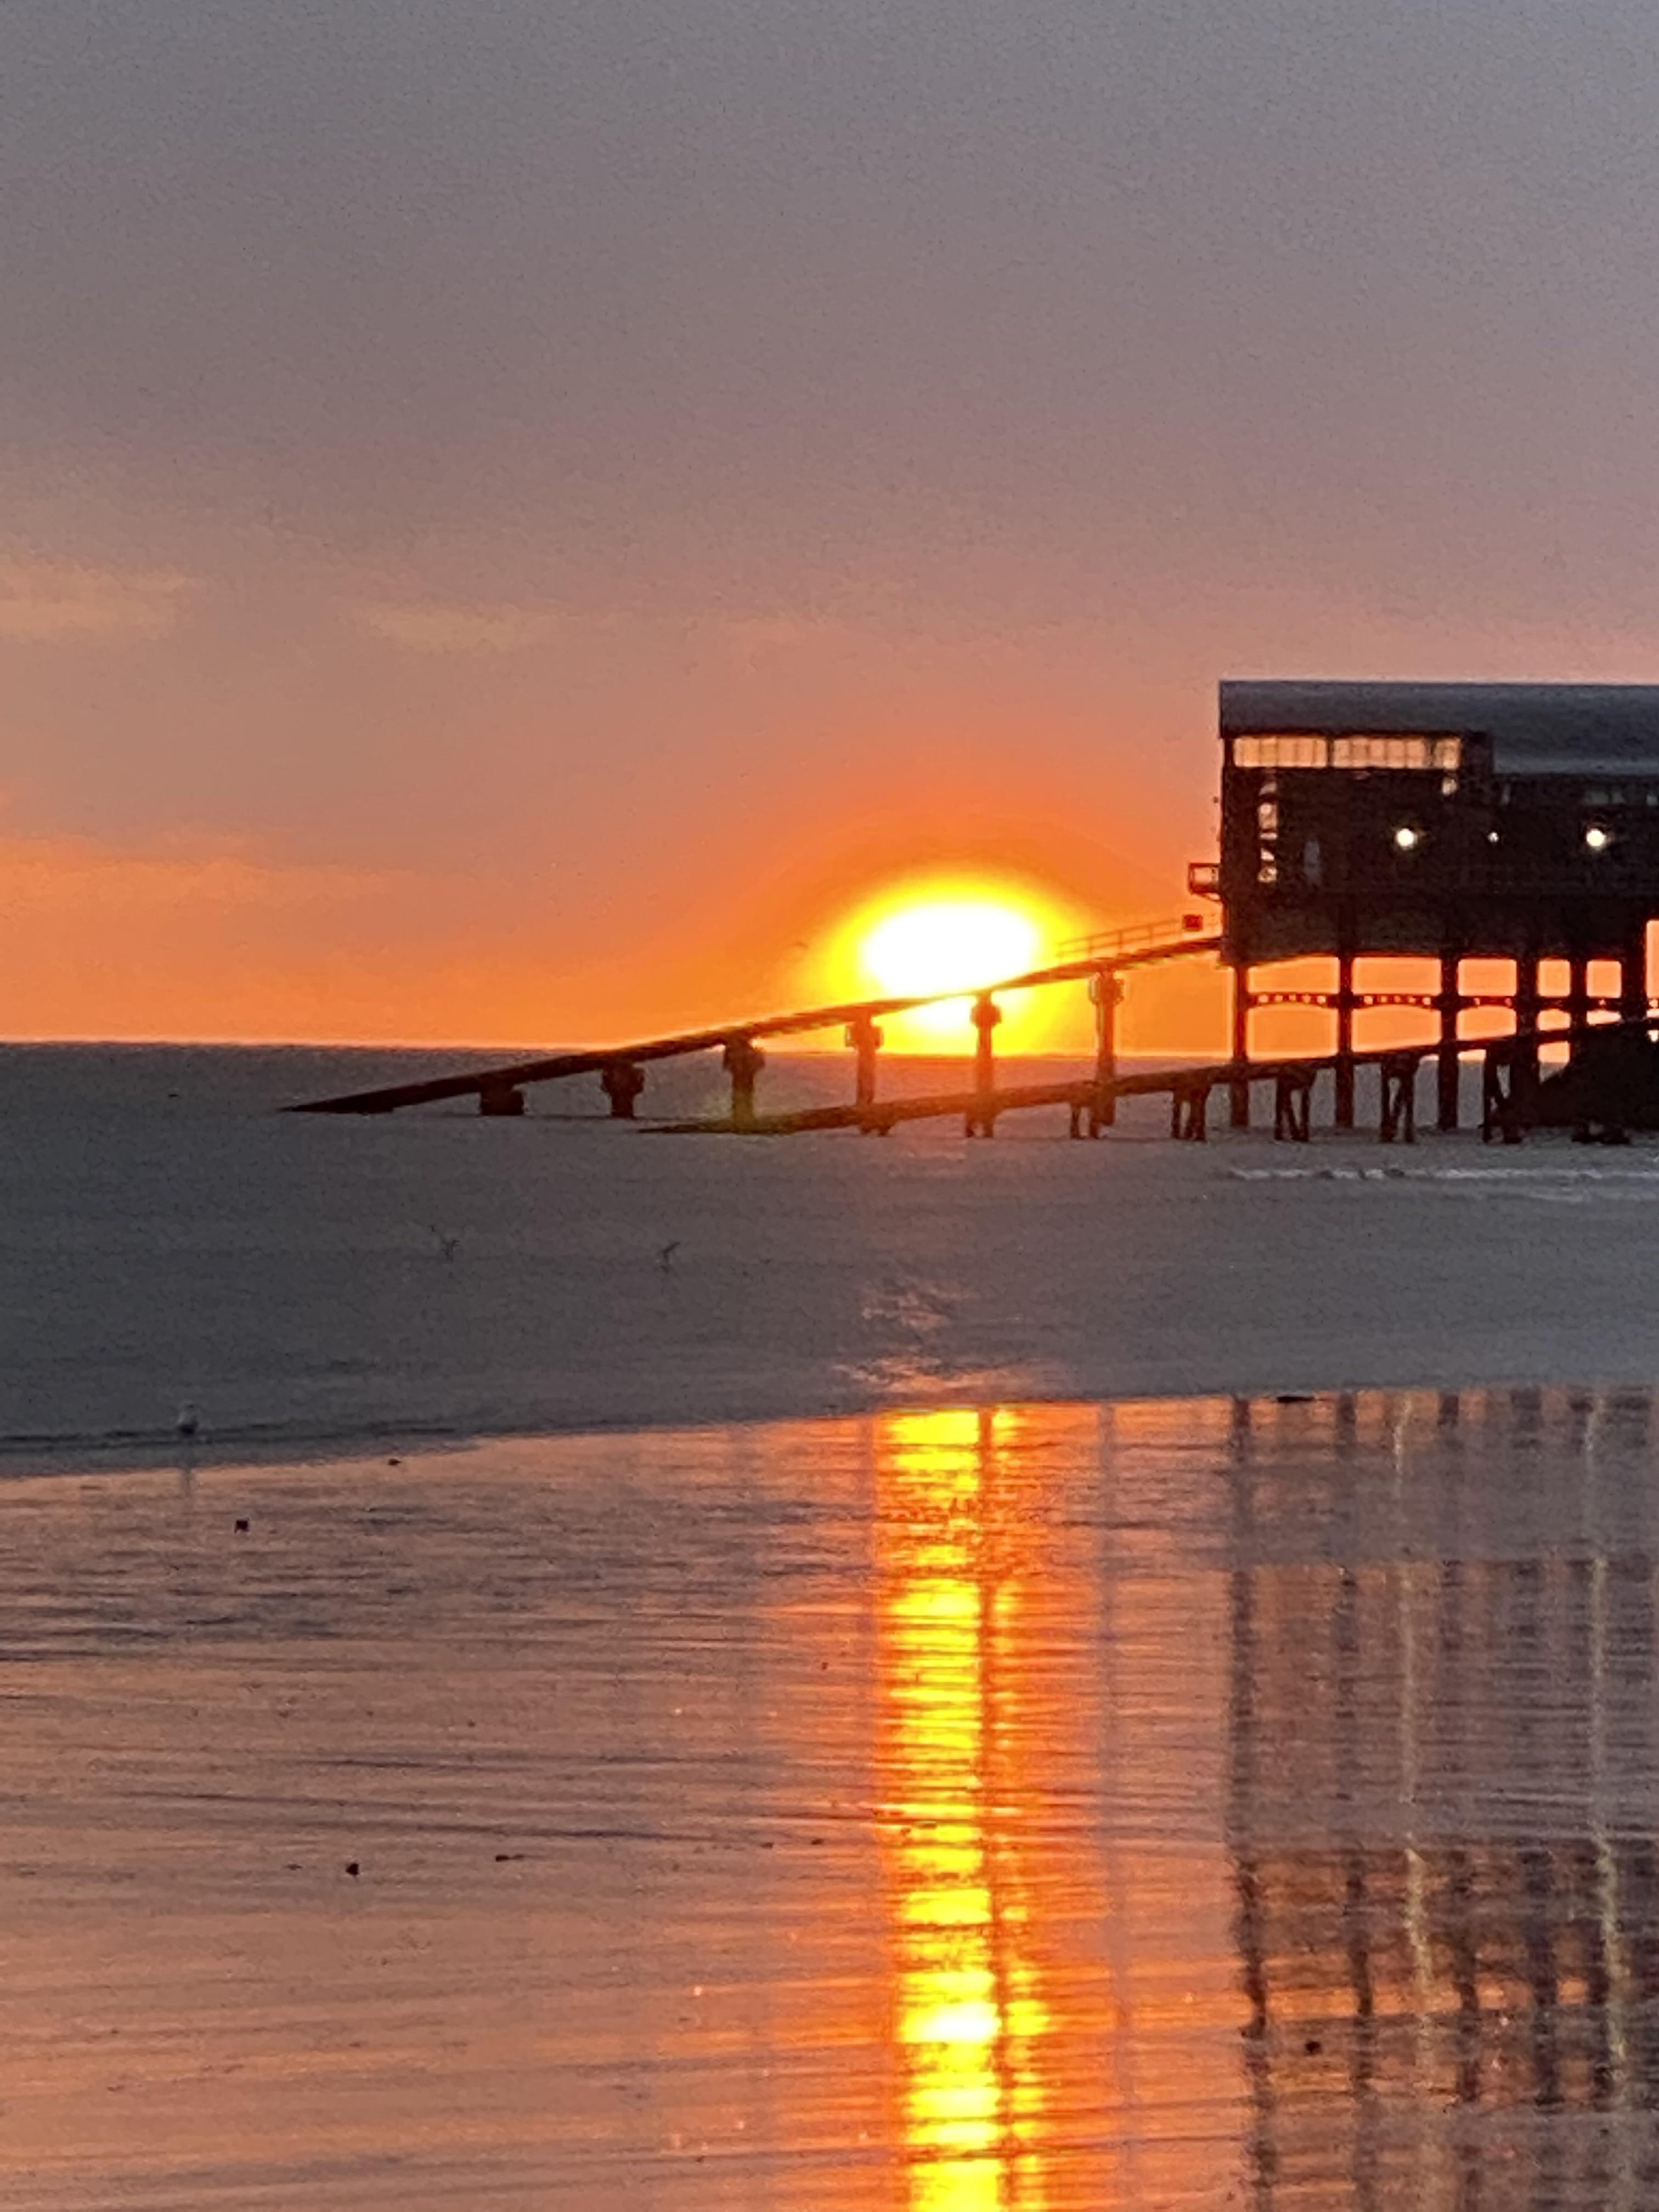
[176,1402,200,1441]
[657,1240,680,1272]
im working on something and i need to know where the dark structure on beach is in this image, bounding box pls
[1206,681,1659,1130]
[295,676,1659,1141]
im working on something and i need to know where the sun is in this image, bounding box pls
[828,881,1075,1046]
[860,899,1045,1004]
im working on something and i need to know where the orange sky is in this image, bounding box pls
[7,2,1659,1048]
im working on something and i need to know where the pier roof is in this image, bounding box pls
[1221,679,1659,776]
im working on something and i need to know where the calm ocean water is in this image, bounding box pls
[5,1042,1659,1464]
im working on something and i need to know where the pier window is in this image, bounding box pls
[1231,733,1463,771]
[1331,735,1462,770]
[1232,735,1330,769]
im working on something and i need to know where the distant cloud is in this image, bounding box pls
[354,599,558,653]
[0,558,195,642]
[0,828,391,915]
[353,596,845,665]
[713,614,848,672]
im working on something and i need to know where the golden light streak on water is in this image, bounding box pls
[876,1407,1051,2209]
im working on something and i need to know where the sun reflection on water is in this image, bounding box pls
[877,1406,1051,2209]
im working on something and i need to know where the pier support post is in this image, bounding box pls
[1171,1076,1210,1141]
[1514,944,1542,1107]
[1333,947,1356,1131]
[1566,947,1590,1038]
[1436,949,1461,1132]
[1273,1069,1312,1142]
[966,993,1001,1137]
[478,1080,526,1116]
[1379,1055,1419,1144]
[1230,963,1251,1128]
[1481,1049,1524,1144]
[846,1014,883,1128]
[1088,966,1121,1134]
[600,1061,646,1120]
[1620,916,1648,1026]
[722,1035,765,1130]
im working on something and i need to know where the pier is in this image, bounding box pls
[290,914,1218,1129]
[291,681,1659,1142]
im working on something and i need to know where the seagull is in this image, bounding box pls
[176,1402,200,1441]
[657,1240,681,1272]
[429,1226,460,1262]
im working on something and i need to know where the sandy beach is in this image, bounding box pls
[7,1386,1659,2208]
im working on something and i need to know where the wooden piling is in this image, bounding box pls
[1333,945,1356,1130]
[1273,1069,1311,1142]
[1088,967,1120,1133]
[600,1062,646,1119]
[1379,1054,1419,1144]
[1436,948,1460,1132]
[1514,945,1542,1101]
[846,1013,883,1127]
[1230,961,1251,1129]
[1621,916,1649,1023]
[1566,947,1589,1039]
[722,1036,765,1130]
[966,994,1001,1137]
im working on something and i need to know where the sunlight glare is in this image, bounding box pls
[861,899,1045,1005]
[855,895,1049,1040]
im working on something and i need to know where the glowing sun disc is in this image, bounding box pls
[860,899,1046,1005]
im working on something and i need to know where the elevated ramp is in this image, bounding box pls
[287,926,1220,1115]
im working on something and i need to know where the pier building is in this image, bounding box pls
[1209,681,1659,1128]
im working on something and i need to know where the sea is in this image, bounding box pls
[7,1044,1659,2208]
[4,1040,1659,1464]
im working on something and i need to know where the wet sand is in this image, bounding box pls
[6,1389,1659,2207]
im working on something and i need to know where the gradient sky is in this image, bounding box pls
[7,0,1659,1045]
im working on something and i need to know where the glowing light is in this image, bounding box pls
[847,894,1053,1042]
[1392,825,1421,852]
[1585,823,1612,853]
[861,899,1045,1003]
[809,876,1088,1051]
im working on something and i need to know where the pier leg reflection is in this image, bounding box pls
[1224,1387,1659,2209]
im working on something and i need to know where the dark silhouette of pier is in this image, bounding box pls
[1214,680,1659,1135]
[291,681,1659,1141]
[289,915,1218,1131]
